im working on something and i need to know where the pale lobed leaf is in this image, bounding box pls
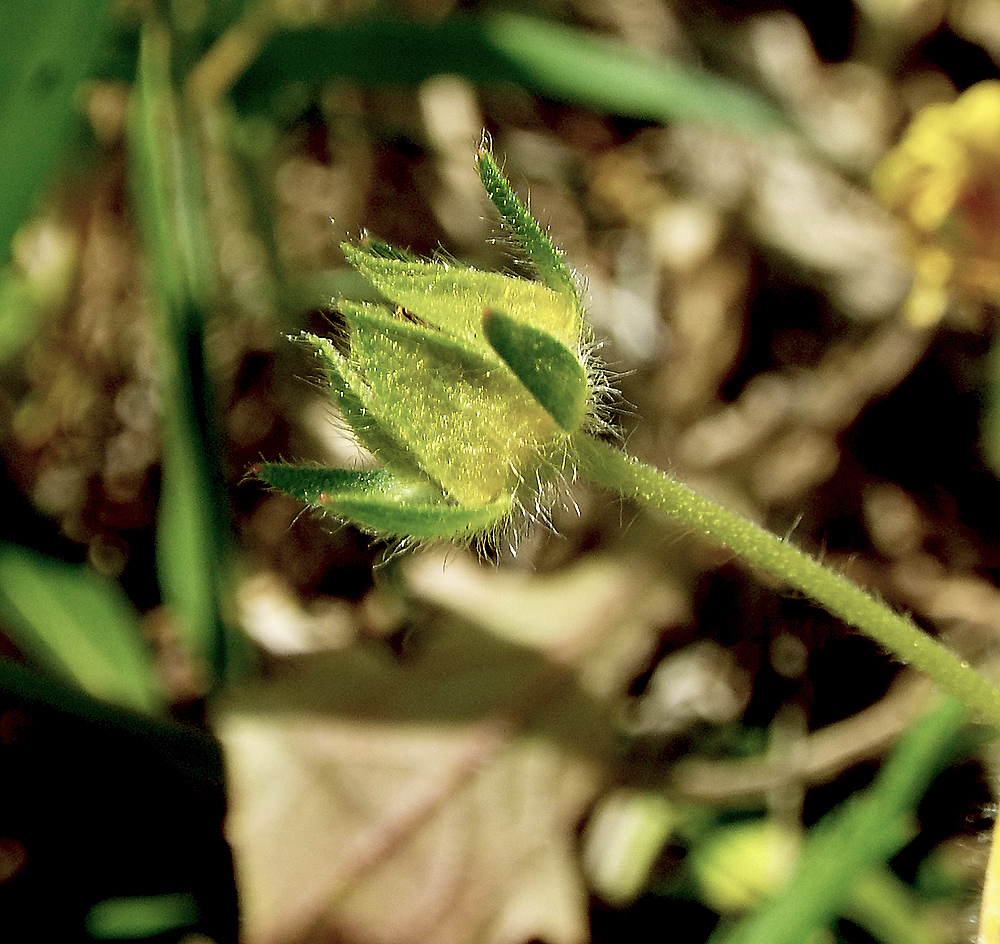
[217,555,687,944]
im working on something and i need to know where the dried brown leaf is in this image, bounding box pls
[216,614,617,944]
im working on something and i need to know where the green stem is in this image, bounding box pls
[572,432,1000,728]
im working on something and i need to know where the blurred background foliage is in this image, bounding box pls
[6,0,1000,942]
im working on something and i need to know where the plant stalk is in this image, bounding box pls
[572,432,1000,728]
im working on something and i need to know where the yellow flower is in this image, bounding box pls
[873,80,1000,326]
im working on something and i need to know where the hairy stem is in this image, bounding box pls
[572,432,1000,728]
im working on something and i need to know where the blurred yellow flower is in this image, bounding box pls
[873,80,1000,327]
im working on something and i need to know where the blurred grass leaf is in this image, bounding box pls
[232,12,787,133]
[0,0,113,264]
[0,543,162,715]
[0,270,42,362]
[712,696,969,944]
[481,12,787,132]
[86,893,199,940]
[128,22,249,686]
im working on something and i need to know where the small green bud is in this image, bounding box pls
[691,820,800,913]
[256,140,601,546]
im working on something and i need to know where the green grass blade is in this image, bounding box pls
[845,867,945,944]
[231,14,786,135]
[711,696,970,944]
[128,22,250,688]
[481,12,787,132]
[0,269,46,363]
[86,893,198,940]
[0,544,162,715]
[0,0,113,264]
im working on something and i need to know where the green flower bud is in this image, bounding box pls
[256,141,601,547]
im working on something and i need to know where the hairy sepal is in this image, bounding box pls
[254,463,510,541]
[341,243,580,350]
[475,142,582,319]
[339,301,557,507]
[482,308,588,432]
[302,332,431,485]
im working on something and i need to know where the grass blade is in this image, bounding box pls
[128,21,250,687]
[0,0,113,263]
[231,14,786,135]
[712,696,970,944]
[0,543,162,715]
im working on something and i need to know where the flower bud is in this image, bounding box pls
[256,142,599,547]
